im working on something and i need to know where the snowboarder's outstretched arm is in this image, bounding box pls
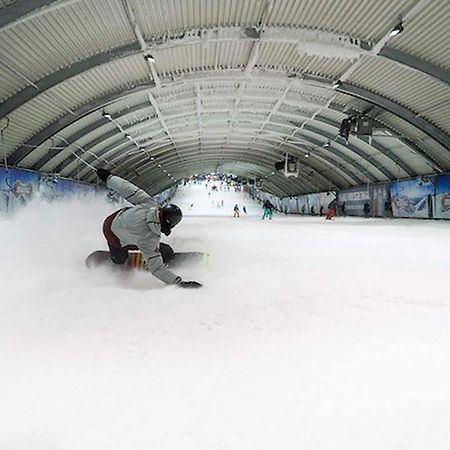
[139,238,202,288]
[97,169,156,207]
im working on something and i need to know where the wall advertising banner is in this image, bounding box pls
[279,197,290,213]
[38,175,97,201]
[370,183,389,217]
[0,167,11,214]
[390,177,435,218]
[307,192,336,215]
[0,167,39,213]
[297,195,309,215]
[288,197,298,213]
[435,174,450,219]
[9,169,39,211]
[338,186,370,216]
[0,167,98,215]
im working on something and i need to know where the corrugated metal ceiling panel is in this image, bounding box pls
[0,0,134,92]
[134,0,264,35]
[4,96,67,164]
[266,0,418,42]
[349,56,450,133]
[0,65,24,101]
[0,0,18,8]
[387,0,450,70]
[154,40,252,76]
[49,56,152,110]
[256,41,353,78]
[376,111,450,169]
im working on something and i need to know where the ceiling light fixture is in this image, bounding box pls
[102,111,112,119]
[332,80,342,89]
[389,22,404,37]
[144,53,155,62]
[304,153,310,158]
[323,140,330,148]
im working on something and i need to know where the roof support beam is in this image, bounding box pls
[0,43,140,120]
[7,82,155,166]
[120,0,161,88]
[328,101,444,172]
[147,92,185,165]
[49,103,376,185]
[0,0,80,31]
[337,82,450,151]
[317,115,414,176]
[34,101,150,169]
[379,47,450,87]
[0,24,363,121]
[53,98,410,182]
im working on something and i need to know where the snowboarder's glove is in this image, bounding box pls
[97,168,112,182]
[178,280,202,288]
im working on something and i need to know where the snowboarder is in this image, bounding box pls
[96,168,202,288]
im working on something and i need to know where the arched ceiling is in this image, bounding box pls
[0,0,449,196]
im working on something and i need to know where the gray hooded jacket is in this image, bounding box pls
[106,175,181,285]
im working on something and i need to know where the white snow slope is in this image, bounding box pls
[1,182,450,450]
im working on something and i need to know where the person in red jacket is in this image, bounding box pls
[326,199,337,220]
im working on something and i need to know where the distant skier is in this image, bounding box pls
[243,205,247,214]
[384,199,392,218]
[96,168,202,288]
[233,204,240,217]
[326,198,337,220]
[262,200,274,220]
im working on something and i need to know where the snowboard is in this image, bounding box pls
[85,248,208,271]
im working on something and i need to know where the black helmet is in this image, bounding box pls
[160,204,182,236]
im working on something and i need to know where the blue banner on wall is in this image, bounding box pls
[390,177,435,218]
[435,174,450,219]
[0,166,98,215]
[0,167,40,213]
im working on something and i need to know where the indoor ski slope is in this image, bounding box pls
[1,182,450,450]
